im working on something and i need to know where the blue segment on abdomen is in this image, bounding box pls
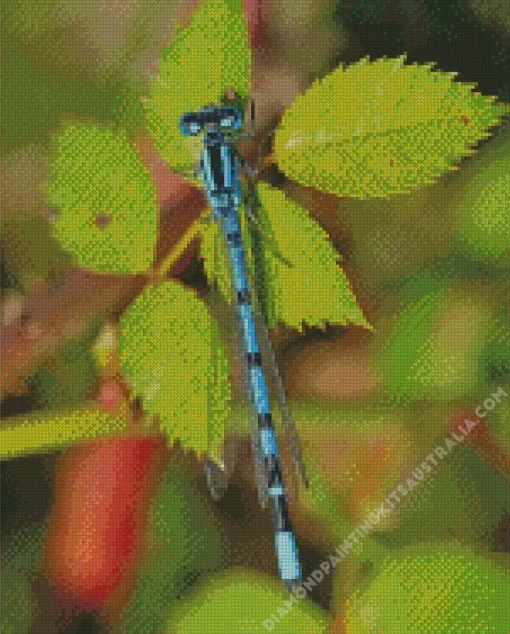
[275,532,301,581]
[260,426,278,458]
[219,208,271,414]
[250,366,270,412]
[238,304,258,353]
[230,248,250,295]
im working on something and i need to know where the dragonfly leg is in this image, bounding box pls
[238,99,256,140]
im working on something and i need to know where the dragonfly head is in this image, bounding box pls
[180,105,242,137]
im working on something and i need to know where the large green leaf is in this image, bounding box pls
[274,55,507,198]
[454,131,510,266]
[147,0,250,175]
[345,542,510,633]
[48,123,158,273]
[119,281,231,455]
[167,568,331,633]
[201,183,370,330]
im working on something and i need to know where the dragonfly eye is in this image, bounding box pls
[219,106,242,130]
[180,113,203,136]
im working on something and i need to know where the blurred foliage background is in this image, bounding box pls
[1,0,509,632]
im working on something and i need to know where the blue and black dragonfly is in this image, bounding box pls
[180,101,308,590]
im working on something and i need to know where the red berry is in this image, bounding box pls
[43,436,164,610]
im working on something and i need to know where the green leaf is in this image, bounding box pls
[167,568,331,633]
[345,542,510,633]
[454,131,510,266]
[374,274,493,403]
[0,407,126,460]
[274,55,507,198]
[147,0,250,175]
[201,183,370,330]
[47,123,158,273]
[119,281,231,455]
[119,459,226,633]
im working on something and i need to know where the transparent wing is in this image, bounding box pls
[224,217,270,508]
[205,212,268,506]
[243,180,309,490]
[205,211,238,500]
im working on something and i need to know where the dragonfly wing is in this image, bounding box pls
[226,254,269,509]
[243,183,309,490]
[243,182,292,268]
[205,435,238,501]
[205,212,238,500]
[205,213,268,506]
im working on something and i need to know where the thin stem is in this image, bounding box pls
[152,217,204,284]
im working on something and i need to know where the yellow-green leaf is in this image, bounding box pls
[167,568,331,633]
[48,123,158,273]
[201,184,370,330]
[119,281,231,455]
[147,0,250,175]
[345,542,510,633]
[274,55,507,198]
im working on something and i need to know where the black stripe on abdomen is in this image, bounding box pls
[247,352,262,368]
[237,289,251,305]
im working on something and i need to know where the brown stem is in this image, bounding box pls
[1,271,142,397]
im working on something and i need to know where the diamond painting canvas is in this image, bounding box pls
[1,1,509,632]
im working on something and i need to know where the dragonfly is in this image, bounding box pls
[180,101,307,590]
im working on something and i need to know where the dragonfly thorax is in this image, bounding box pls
[200,137,242,207]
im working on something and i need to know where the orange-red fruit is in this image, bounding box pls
[43,436,164,610]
